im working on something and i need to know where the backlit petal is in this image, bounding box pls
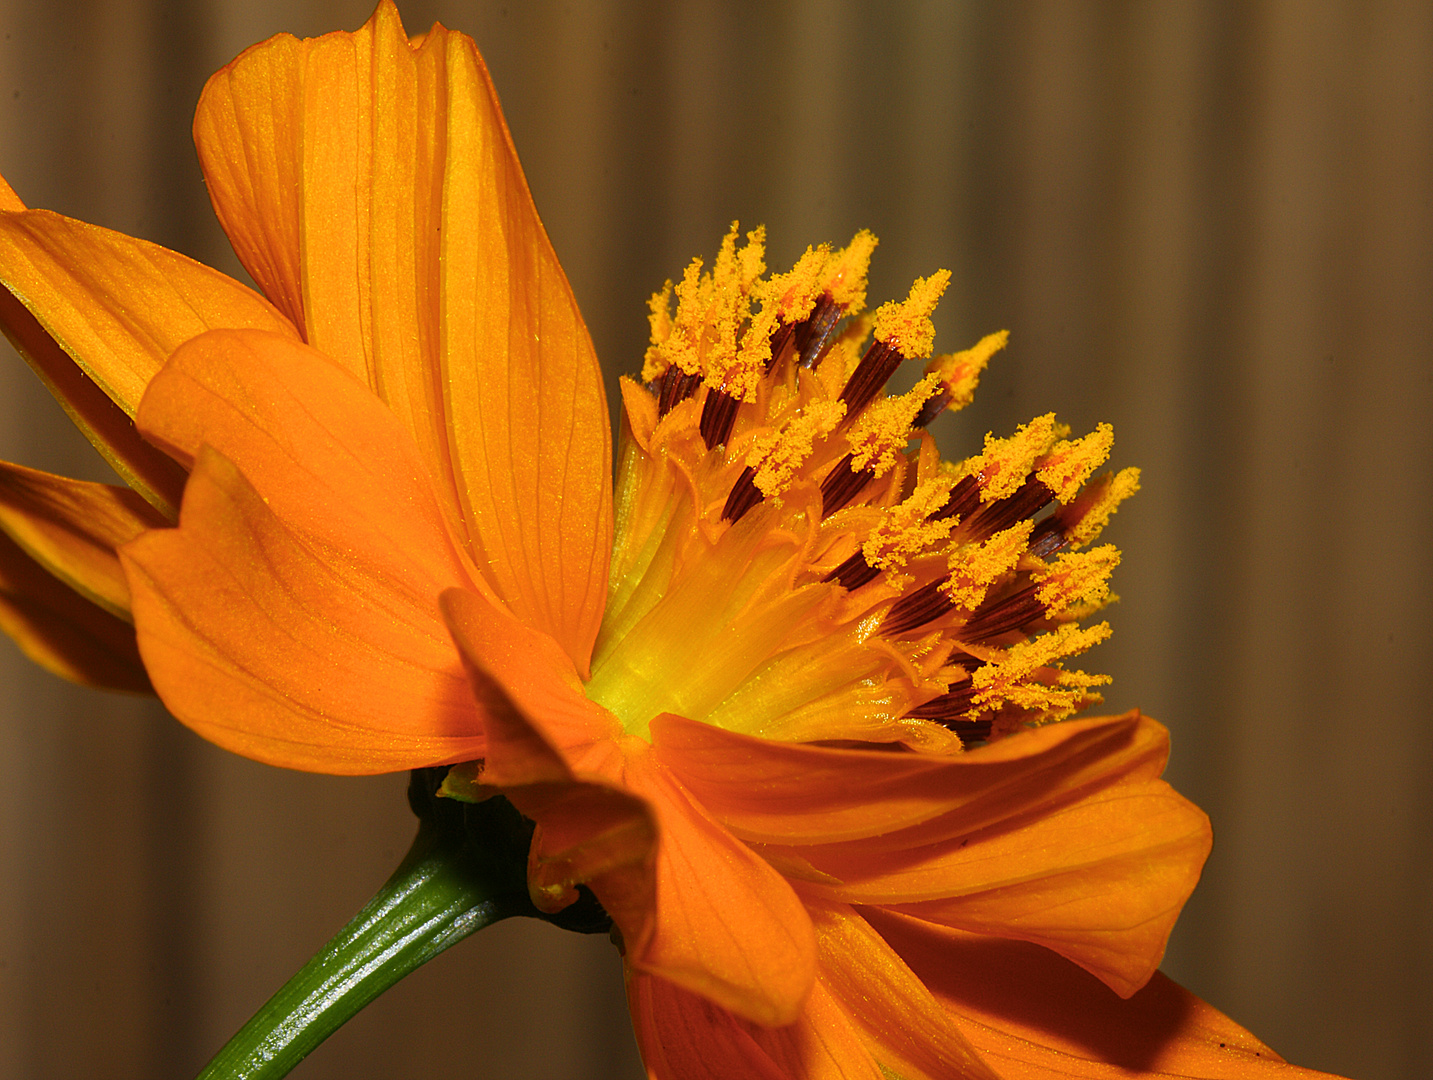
[0,529,149,692]
[866,911,1345,1079]
[122,446,484,773]
[801,780,1211,997]
[806,900,997,1080]
[628,970,882,1080]
[651,711,1168,845]
[0,461,167,619]
[194,2,612,671]
[604,751,818,1028]
[0,210,299,513]
[440,585,621,778]
[440,600,653,912]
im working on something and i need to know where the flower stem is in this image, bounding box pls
[194,770,611,1080]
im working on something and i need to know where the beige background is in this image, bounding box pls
[2,2,1430,1078]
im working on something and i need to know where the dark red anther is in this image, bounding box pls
[793,294,843,367]
[1027,518,1070,559]
[881,576,957,637]
[822,551,880,590]
[721,466,764,523]
[765,321,797,375]
[960,583,1044,642]
[911,387,953,430]
[933,475,981,522]
[960,478,1055,542]
[820,453,874,516]
[905,683,977,720]
[655,366,702,416]
[839,339,904,418]
[699,388,741,448]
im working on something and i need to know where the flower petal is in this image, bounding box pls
[0,210,300,513]
[866,910,1346,1079]
[194,1,613,671]
[0,461,168,619]
[628,970,883,1080]
[440,585,621,780]
[651,710,1168,845]
[0,284,185,516]
[0,528,150,692]
[440,595,816,1026]
[122,446,484,773]
[606,752,818,1028]
[125,329,493,774]
[799,780,1210,997]
[806,900,998,1080]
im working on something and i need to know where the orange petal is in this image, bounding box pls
[806,900,997,1080]
[0,172,23,211]
[0,528,150,692]
[135,328,478,596]
[0,461,168,619]
[796,780,1210,997]
[628,969,882,1080]
[440,585,621,780]
[440,598,651,911]
[122,442,484,775]
[194,2,612,672]
[0,286,186,516]
[601,751,817,1028]
[865,911,1346,1079]
[651,710,1168,845]
[0,210,300,513]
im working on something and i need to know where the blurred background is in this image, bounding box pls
[1,1,1429,1077]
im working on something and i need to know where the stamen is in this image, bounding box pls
[655,366,702,416]
[913,330,1008,428]
[959,477,1055,542]
[839,271,950,416]
[699,388,742,448]
[882,578,956,637]
[721,466,762,523]
[822,551,880,590]
[820,453,872,517]
[961,584,1044,642]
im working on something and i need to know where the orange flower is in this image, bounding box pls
[0,5,1342,1078]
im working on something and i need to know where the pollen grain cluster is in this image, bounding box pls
[585,225,1138,749]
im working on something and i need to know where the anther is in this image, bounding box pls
[793,294,844,367]
[839,340,904,418]
[820,453,874,517]
[822,551,880,590]
[960,584,1044,642]
[881,576,957,637]
[655,366,702,416]
[721,466,764,523]
[699,388,742,448]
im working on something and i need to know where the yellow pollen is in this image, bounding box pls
[748,399,847,498]
[822,230,878,311]
[942,521,1034,609]
[847,373,940,475]
[924,329,1008,413]
[1037,423,1115,503]
[860,477,959,576]
[873,270,950,358]
[970,622,1112,719]
[613,225,1136,749]
[1035,545,1120,615]
[763,244,833,323]
[1064,466,1140,547]
[967,414,1061,502]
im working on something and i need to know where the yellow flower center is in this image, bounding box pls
[583,225,1138,749]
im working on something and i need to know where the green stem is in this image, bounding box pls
[194,770,610,1080]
